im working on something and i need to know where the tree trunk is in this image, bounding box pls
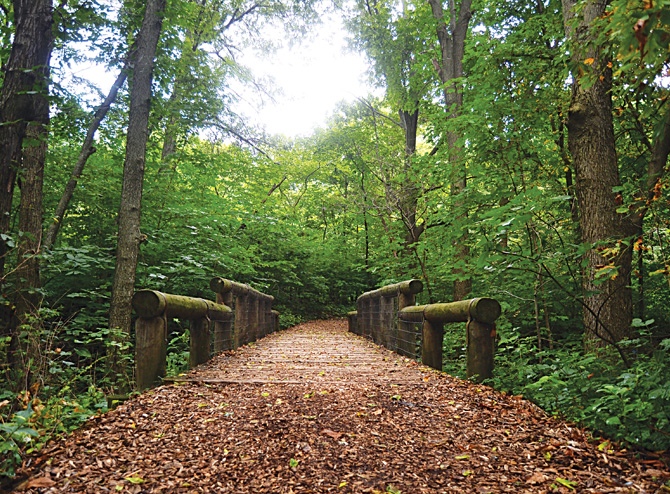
[0,0,54,280]
[0,0,53,385]
[562,0,632,348]
[109,0,166,338]
[398,107,425,276]
[427,0,472,301]
[10,115,48,389]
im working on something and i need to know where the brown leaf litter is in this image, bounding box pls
[12,320,670,493]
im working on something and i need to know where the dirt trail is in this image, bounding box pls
[14,320,670,493]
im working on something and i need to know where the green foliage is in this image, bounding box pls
[166,330,190,376]
[0,386,107,479]
[484,331,670,451]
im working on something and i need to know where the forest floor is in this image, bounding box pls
[12,320,670,493]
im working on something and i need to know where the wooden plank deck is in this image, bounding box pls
[15,320,668,493]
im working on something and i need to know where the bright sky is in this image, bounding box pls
[68,14,373,139]
[237,16,374,137]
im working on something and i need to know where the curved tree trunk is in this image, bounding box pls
[43,65,130,250]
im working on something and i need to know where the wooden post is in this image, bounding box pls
[347,311,358,333]
[214,291,233,352]
[135,316,167,390]
[380,296,395,350]
[272,310,280,332]
[189,317,210,368]
[466,320,495,382]
[258,298,267,337]
[249,296,260,342]
[397,292,416,357]
[235,294,249,347]
[356,299,364,335]
[422,319,443,370]
[370,296,381,344]
[263,298,271,336]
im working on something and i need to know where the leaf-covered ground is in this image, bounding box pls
[13,320,670,493]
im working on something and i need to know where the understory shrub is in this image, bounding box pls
[475,331,670,451]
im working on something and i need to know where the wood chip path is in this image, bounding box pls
[14,320,670,493]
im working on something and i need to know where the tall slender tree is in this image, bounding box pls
[426,0,472,300]
[109,0,166,338]
[0,0,54,385]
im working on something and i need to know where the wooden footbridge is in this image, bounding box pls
[14,280,668,492]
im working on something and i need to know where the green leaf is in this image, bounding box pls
[555,478,577,490]
[125,475,144,484]
[606,416,621,426]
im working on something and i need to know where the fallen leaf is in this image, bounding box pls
[526,472,548,484]
[25,476,56,488]
[555,477,577,490]
[125,475,144,485]
[321,429,343,440]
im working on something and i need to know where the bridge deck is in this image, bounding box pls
[18,320,666,492]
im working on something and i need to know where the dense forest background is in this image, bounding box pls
[1,0,669,478]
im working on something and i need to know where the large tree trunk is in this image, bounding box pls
[109,0,166,339]
[10,112,49,389]
[562,0,633,348]
[427,0,472,301]
[0,0,54,280]
[0,0,53,385]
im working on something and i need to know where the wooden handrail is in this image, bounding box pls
[356,279,423,301]
[349,281,501,383]
[398,298,501,325]
[132,289,232,320]
[133,281,278,391]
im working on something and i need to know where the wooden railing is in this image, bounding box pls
[133,278,278,390]
[348,279,501,382]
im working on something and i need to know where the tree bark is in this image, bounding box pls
[0,0,53,386]
[427,0,472,301]
[562,0,632,348]
[0,0,54,280]
[10,115,48,388]
[109,0,166,337]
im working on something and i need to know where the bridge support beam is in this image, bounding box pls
[422,319,443,370]
[189,317,210,368]
[466,320,496,381]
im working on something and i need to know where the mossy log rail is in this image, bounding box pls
[399,298,501,381]
[132,290,232,320]
[133,290,232,390]
[353,279,423,356]
[349,281,501,382]
[133,280,277,391]
[210,277,277,348]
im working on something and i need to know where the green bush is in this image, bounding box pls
[482,330,670,451]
